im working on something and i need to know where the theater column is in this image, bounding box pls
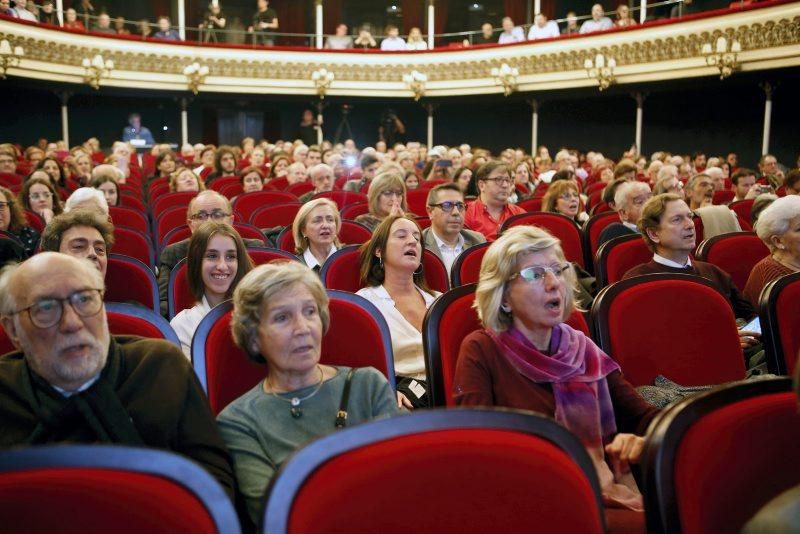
[761,82,773,155]
[180,98,189,147]
[315,0,323,49]
[59,92,70,146]
[427,0,435,50]
[529,99,539,157]
[178,0,186,40]
[639,0,647,24]
[56,0,63,25]
[426,104,437,151]
[633,92,644,155]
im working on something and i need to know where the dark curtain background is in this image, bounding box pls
[434,0,449,43]
[274,1,309,46]
[323,0,345,34]
[402,0,425,33]
[503,0,526,24]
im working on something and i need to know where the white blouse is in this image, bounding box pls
[170,296,212,358]
[356,285,439,380]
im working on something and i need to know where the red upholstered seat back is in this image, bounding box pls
[406,188,430,217]
[595,234,652,287]
[105,255,158,312]
[761,273,800,375]
[313,190,368,208]
[673,390,800,533]
[712,189,735,205]
[231,190,298,221]
[696,232,769,290]
[593,275,745,386]
[729,199,755,224]
[0,469,217,534]
[109,206,149,233]
[156,206,189,244]
[501,212,585,268]
[285,428,603,534]
[340,202,370,220]
[113,227,154,267]
[168,259,194,319]
[585,210,622,260]
[287,182,315,197]
[451,242,490,287]
[516,197,543,212]
[249,203,301,228]
[151,191,197,218]
[774,280,800,375]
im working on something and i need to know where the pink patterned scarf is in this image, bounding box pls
[489,323,643,511]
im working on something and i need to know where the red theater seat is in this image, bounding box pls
[249,203,301,229]
[0,445,240,534]
[517,197,543,212]
[594,233,652,288]
[155,206,189,245]
[339,202,370,220]
[151,192,197,219]
[591,273,746,387]
[263,410,605,534]
[712,189,735,205]
[112,226,155,267]
[759,272,800,375]
[500,212,585,268]
[275,220,372,254]
[104,302,181,346]
[643,377,800,534]
[312,190,368,209]
[105,254,159,312]
[583,210,621,268]
[450,242,490,287]
[406,189,431,217]
[232,191,298,222]
[695,232,769,291]
[109,206,149,234]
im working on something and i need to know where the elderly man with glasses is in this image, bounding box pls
[423,183,485,275]
[464,161,525,241]
[0,253,234,497]
[156,190,263,317]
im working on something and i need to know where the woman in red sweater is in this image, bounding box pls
[744,195,800,306]
[454,225,659,528]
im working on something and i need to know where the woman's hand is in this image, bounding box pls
[397,391,414,410]
[604,433,645,474]
[389,203,405,217]
[739,330,760,349]
[37,208,55,224]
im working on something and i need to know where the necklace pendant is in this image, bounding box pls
[290,397,300,407]
[290,406,303,418]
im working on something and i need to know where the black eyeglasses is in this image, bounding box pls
[190,209,230,221]
[481,177,513,186]
[0,200,12,210]
[429,201,466,212]
[11,288,104,329]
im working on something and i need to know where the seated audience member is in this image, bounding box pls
[149,150,177,183]
[685,173,714,210]
[473,22,495,44]
[705,166,725,192]
[194,145,216,177]
[357,215,440,409]
[406,27,427,50]
[305,146,322,167]
[653,166,684,198]
[292,198,341,271]
[454,225,658,524]
[623,194,758,349]
[730,168,761,202]
[356,171,407,232]
[743,196,800,306]
[784,169,800,195]
[344,153,380,192]
[286,162,308,186]
[598,181,651,247]
[136,18,152,38]
[267,154,290,182]
[0,186,39,258]
[580,4,613,33]
[93,12,115,34]
[742,362,800,533]
[170,223,253,357]
[64,187,109,216]
[751,193,778,227]
[40,1,58,25]
[218,261,399,523]
[63,8,85,29]
[205,147,238,185]
[20,175,62,225]
[70,152,94,186]
[89,166,122,207]
[169,167,205,193]
[380,25,406,50]
[602,178,628,211]
[298,164,334,203]
[543,179,589,223]
[114,16,130,35]
[153,16,181,40]
[0,253,234,496]
[239,166,265,195]
[453,167,474,196]
[325,23,353,49]
[157,191,263,316]
[514,161,536,197]
[646,160,663,185]
[562,11,580,35]
[353,27,377,48]
[527,13,560,40]
[292,144,309,165]
[423,184,486,275]
[498,16,525,44]
[36,156,67,189]
[0,149,18,176]
[614,4,637,26]
[40,209,113,278]
[759,154,785,189]
[12,0,35,22]
[464,161,525,241]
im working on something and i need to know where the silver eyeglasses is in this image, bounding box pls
[511,263,571,284]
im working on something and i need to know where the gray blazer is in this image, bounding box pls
[421,227,486,263]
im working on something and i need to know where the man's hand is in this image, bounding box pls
[605,433,645,475]
[739,330,760,349]
[397,391,413,409]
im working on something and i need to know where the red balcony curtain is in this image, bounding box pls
[434,0,448,35]
[274,2,308,46]
[402,0,424,33]
[323,0,345,35]
[503,0,526,24]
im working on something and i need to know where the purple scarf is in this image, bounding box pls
[489,323,643,511]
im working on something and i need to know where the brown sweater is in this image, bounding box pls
[623,259,755,320]
[743,255,794,308]
[0,336,235,498]
[454,330,659,436]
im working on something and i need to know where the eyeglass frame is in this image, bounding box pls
[189,209,231,221]
[428,201,466,212]
[29,191,53,201]
[0,199,13,210]
[480,177,513,186]
[509,263,572,284]
[8,288,105,329]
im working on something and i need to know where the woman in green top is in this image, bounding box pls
[217,261,399,525]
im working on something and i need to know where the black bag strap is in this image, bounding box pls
[335,368,356,429]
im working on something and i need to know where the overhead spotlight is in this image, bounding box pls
[386,5,401,13]
[468,3,484,12]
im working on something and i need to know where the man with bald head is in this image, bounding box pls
[157,190,263,315]
[0,253,234,496]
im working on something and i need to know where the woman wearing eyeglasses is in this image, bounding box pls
[355,171,408,232]
[542,179,589,223]
[0,186,40,258]
[453,225,659,529]
[20,174,63,225]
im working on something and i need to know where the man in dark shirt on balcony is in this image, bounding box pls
[249,0,278,46]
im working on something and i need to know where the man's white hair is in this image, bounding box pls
[64,187,109,215]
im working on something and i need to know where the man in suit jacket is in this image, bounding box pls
[422,184,485,276]
[598,180,652,248]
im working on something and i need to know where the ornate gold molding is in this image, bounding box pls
[0,3,798,97]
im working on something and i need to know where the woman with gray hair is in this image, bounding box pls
[744,195,800,306]
[216,261,399,524]
[453,225,658,523]
[355,171,407,232]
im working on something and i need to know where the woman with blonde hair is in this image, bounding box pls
[454,225,659,529]
[292,198,342,270]
[355,171,408,232]
[543,179,589,223]
[169,167,206,193]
